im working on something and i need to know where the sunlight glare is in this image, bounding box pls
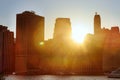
[72,25,86,44]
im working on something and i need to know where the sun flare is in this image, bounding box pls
[72,33,85,44]
[72,26,86,44]
[72,35,85,43]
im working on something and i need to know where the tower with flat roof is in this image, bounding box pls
[53,18,72,40]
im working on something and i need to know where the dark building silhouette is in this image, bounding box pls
[16,11,44,74]
[0,25,15,75]
[0,11,118,75]
[53,18,72,40]
[94,12,101,34]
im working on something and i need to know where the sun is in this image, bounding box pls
[72,26,86,44]
[72,33,85,44]
[72,34,85,43]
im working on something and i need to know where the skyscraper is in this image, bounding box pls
[0,25,15,75]
[16,11,44,74]
[53,18,72,40]
[94,12,101,34]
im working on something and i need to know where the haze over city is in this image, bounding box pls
[1,1,120,80]
[0,0,120,40]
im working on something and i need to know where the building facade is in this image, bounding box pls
[0,25,15,75]
[16,11,44,74]
[102,26,120,72]
[53,18,72,40]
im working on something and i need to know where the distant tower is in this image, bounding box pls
[53,18,72,40]
[94,12,101,34]
[16,11,44,74]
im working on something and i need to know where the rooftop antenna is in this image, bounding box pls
[31,10,35,14]
[95,12,97,15]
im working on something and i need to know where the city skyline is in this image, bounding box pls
[0,10,120,76]
[0,0,120,40]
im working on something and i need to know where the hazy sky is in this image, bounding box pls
[0,0,120,39]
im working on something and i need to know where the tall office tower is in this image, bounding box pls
[16,11,44,74]
[0,25,15,75]
[53,18,72,40]
[0,26,6,74]
[93,13,103,74]
[94,12,101,34]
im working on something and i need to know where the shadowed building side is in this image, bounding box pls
[3,31,15,74]
[0,26,6,74]
[0,25,15,75]
[16,11,44,74]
